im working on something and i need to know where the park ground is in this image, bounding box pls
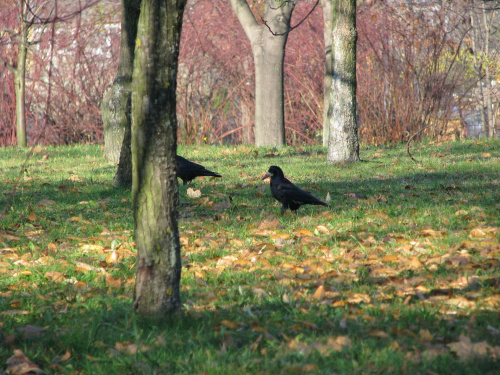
[0,139,499,374]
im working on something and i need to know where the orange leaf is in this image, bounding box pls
[294,229,313,237]
[44,271,66,282]
[220,319,238,329]
[312,285,326,300]
[106,276,122,288]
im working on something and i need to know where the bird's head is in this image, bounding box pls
[262,165,284,180]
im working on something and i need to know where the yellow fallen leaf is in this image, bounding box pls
[106,276,122,288]
[469,227,495,239]
[79,244,105,253]
[315,225,329,234]
[405,257,424,270]
[370,267,399,277]
[382,255,399,262]
[220,319,238,329]
[419,329,434,342]
[250,229,275,237]
[45,271,66,282]
[347,293,371,304]
[105,251,119,264]
[312,285,326,300]
[294,229,314,237]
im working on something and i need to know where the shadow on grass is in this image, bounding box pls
[2,274,499,374]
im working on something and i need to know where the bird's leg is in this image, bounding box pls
[281,204,287,214]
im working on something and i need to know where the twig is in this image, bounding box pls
[261,0,320,36]
[406,124,434,164]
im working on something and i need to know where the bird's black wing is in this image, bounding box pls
[176,156,221,184]
[274,178,327,207]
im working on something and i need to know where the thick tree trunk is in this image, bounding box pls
[327,0,359,163]
[132,0,185,316]
[15,17,28,148]
[229,0,294,147]
[321,0,333,147]
[102,0,141,184]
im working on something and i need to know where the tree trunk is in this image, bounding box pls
[321,0,333,147]
[101,0,141,185]
[15,10,28,148]
[229,0,294,147]
[470,11,488,138]
[132,0,186,316]
[481,4,494,138]
[327,0,359,163]
[240,98,253,144]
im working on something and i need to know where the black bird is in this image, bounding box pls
[262,165,328,213]
[176,155,222,185]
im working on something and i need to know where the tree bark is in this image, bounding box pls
[327,0,359,163]
[481,4,494,138]
[470,13,488,138]
[132,0,186,316]
[321,0,333,147]
[101,0,141,186]
[15,19,28,148]
[229,0,295,147]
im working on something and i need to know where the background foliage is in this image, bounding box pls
[0,0,498,146]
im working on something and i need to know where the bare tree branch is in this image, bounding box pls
[261,0,319,36]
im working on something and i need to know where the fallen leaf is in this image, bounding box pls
[347,293,371,304]
[368,330,390,338]
[312,285,326,300]
[220,320,238,329]
[6,349,43,374]
[36,199,57,207]
[105,251,119,264]
[44,271,66,282]
[448,335,490,361]
[187,188,201,198]
[106,276,122,288]
[294,229,314,237]
[419,329,434,342]
[258,218,283,230]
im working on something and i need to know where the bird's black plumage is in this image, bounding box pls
[262,166,328,213]
[176,155,221,185]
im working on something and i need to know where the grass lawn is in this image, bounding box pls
[0,140,499,374]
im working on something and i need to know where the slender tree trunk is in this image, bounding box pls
[482,4,494,138]
[327,0,359,163]
[101,0,141,185]
[321,0,333,147]
[15,11,28,148]
[470,12,488,138]
[132,0,186,316]
[229,0,294,147]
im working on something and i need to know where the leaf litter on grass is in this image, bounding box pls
[0,142,499,373]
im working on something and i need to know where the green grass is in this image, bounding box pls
[0,140,499,374]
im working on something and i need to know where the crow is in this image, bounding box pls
[262,165,328,213]
[176,155,222,185]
